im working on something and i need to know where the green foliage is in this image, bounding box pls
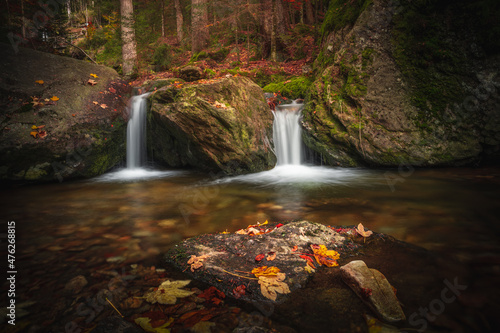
[153,44,172,72]
[191,51,209,62]
[321,0,373,37]
[263,76,314,99]
[204,68,216,78]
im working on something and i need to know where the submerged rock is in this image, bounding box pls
[340,260,405,323]
[0,44,130,184]
[148,76,276,174]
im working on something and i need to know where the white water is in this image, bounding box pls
[272,102,304,165]
[127,93,149,169]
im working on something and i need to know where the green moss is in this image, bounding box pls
[208,48,230,62]
[321,0,373,37]
[262,76,314,99]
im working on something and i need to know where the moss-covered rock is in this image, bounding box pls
[304,0,500,167]
[147,76,276,174]
[0,44,130,184]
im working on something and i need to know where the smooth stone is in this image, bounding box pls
[340,260,405,323]
[64,275,88,294]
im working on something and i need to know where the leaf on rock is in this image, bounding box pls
[30,131,38,138]
[266,252,276,261]
[310,244,340,267]
[356,223,373,238]
[187,255,209,272]
[35,80,44,85]
[88,79,98,86]
[100,104,107,109]
[31,97,44,108]
[31,125,38,130]
[109,87,117,93]
[190,321,215,333]
[252,266,281,277]
[198,286,225,305]
[50,96,59,101]
[233,285,246,299]
[90,73,98,78]
[258,273,290,301]
[38,130,47,139]
[134,317,173,333]
[291,245,298,252]
[304,265,315,274]
[93,101,99,105]
[144,280,194,305]
[255,254,265,262]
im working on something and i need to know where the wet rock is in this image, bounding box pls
[233,327,271,333]
[92,316,143,333]
[340,260,405,322]
[64,275,88,294]
[165,221,360,303]
[179,65,203,82]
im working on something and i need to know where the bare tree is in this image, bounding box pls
[174,0,184,43]
[120,0,137,75]
[192,0,209,54]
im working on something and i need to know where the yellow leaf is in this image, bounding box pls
[90,73,98,78]
[31,125,38,130]
[356,223,373,238]
[50,96,59,101]
[252,266,281,277]
[35,80,44,85]
[304,265,315,274]
[30,131,38,138]
[134,317,173,333]
[257,273,290,301]
[144,280,194,305]
[311,244,340,267]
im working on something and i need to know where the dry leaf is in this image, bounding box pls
[35,80,44,85]
[93,101,99,105]
[310,244,340,267]
[44,98,50,102]
[134,317,173,333]
[88,79,98,85]
[38,130,47,139]
[291,245,298,252]
[356,223,373,238]
[100,104,107,109]
[304,265,315,274]
[266,252,276,261]
[258,273,290,301]
[30,131,38,138]
[109,87,116,93]
[187,255,209,272]
[144,280,194,305]
[190,321,215,333]
[50,96,59,101]
[252,266,281,277]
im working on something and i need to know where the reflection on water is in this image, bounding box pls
[94,167,186,182]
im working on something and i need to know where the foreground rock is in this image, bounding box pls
[304,0,500,167]
[0,44,130,183]
[147,76,276,174]
[340,260,405,323]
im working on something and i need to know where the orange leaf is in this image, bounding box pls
[93,101,99,105]
[109,87,116,93]
[38,130,47,139]
[30,131,38,138]
[100,104,107,109]
[88,79,98,86]
[35,80,44,85]
[252,266,281,277]
[291,245,298,252]
[310,244,340,267]
[50,96,59,101]
[255,254,265,262]
[266,252,276,261]
[356,223,373,238]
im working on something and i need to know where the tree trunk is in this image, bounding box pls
[120,0,137,76]
[270,0,277,62]
[275,0,288,36]
[192,0,209,54]
[305,0,314,25]
[21,0,25,38]
[259,0,272,59]
[161,0,165,37]
[174,0,183,43]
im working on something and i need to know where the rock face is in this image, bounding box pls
[147,76,276,174]
[0,44,130,183]
[304,0,500,167]
[340,260,405,323]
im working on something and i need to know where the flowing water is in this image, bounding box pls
[1,98,500,331]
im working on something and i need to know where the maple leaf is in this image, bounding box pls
[310,244,340,267]
[88,79,98,85]
[356,223,373,238]
[198,286,225,305]
[258,273,290,301]
[266,252,276,261]
[50,96,59,101]
[187,255,209,272]
[90,73,98,78]
[38,130,47,139]
[35,80,44,85]
[144,280,194,305]
[252,266,281,277]
[31,97,44,108]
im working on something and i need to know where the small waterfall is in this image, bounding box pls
[126,93,149,169]
[272,101,304,165]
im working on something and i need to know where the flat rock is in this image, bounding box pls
[340,260,405,322]
[165,221,362,303]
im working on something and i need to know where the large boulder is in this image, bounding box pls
[0,44,130,183]
[147,76,276,174]
[304,0,500,167]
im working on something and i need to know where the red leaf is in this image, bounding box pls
[109,87,117,93]
[255,254,265,262]
[276,223,284,228]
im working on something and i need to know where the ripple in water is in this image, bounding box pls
[93,168,185,182]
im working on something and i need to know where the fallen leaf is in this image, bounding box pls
[291,245,298,252]
[37,125,45,129]
[50,96,59,101]
[100,104,107,109]
[134,317,173,333]
[187,255,209,272]
[109,87,116,93]
[310,244,340,267]
[35,80,44,85]
[90,73,98,78]
[266,252,276,261]
[88,79,98,85]
[252,266,281,277]
[44,98,50,102]
[38,130,47,139]
[72,114,76,117]
[356,223,373,238]
[258,273,290,301]
[255,254,265,262]
[190,321,215,333]
[304,265,315,274]
[31,125,38,130]
[93,101,99,105]
[198,286,225,305]
[144,280,194,305]
[233,285,246,299]
[30,131,38,138]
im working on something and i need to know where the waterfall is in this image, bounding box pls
[126,93,149,169]
[272,102,304,165]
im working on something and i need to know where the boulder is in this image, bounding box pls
[340,260,405,323]
[179,65,203,82]
[0,44,131,184]
[147,76,276,174]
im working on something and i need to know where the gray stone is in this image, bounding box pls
[64,275,88,294]
[340,260,405,323]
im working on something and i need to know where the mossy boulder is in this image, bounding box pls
[0,44,130,184]
[147,76,276,174]
[305,0,500,167]
[179,65,203,82]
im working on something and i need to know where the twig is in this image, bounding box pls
[105,297,123,317]
[222,269,258,280]
[62,39,98,65]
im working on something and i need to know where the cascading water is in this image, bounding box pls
[272,101,304,165]
[126,93,149,169]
